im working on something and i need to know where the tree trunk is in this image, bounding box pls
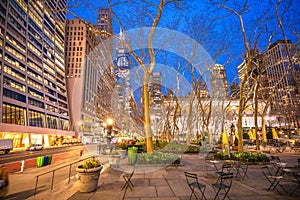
[142,74,153,153]
[254,82,260,150]
[261,115,267,145]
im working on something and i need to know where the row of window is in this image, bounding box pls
[67,31,84,36]
[67,51,83,57]
[67,46,83,52]
[2,103,70,129]
[66,25,84,30]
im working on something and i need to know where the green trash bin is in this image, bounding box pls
[37,156,44,168]
[128,147,138,165]
[48,155,52,165]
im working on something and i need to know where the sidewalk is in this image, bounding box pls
[66,152,300,200]
[3,150,300,200]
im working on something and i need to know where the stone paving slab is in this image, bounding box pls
[156,185,174,197]
[150,178,168,186]
[166,179,190,197]
[126,186,157,198]
[66,153,300,200]
[142,197,180,200]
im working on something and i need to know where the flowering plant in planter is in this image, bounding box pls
[76,157,103,193]
[118,142,128,150]
[82,157,102,169]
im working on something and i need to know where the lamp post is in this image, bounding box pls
[106,118,114,136]
[105,118,114,153]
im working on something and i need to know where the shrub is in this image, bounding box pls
[153,140,168,150]
[243,133,250,139]
[82,158,101,169]
[213,152,269,163]
[118,142,127,150]
[137,152,181,165]
[186,145,200,153]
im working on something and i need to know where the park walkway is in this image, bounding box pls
[66,153,300,200]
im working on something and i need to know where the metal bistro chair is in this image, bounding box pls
[121,154,137,191]
[184,171,207,200]
[212,172,233,200]
[121,167,135,191]
[261,165,286,194]
[216,163,232,179]
[235,160,249,180]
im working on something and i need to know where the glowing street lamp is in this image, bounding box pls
[106,118,114,136]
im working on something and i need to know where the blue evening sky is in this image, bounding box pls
[67,0,300,86]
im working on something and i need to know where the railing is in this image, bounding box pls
[34,155,95,196]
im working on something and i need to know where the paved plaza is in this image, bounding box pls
[20,150,300,200]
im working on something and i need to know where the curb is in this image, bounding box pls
[3,151,80,173]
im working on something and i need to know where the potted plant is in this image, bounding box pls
[108,150,121,168]
[117,142,127,159]
[76,157,103,192]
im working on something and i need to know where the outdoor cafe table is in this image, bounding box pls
[209,160,221,172]
[224,160,249,179]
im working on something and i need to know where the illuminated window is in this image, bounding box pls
[28,110,45,127]
[2,103,26,125]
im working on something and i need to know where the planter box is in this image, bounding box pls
[117,149,127,159]
[108,155,121,168]
[76,165,103,192]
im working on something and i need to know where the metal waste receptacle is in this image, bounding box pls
[128,146,138,165]
[48,155,52,165]
[43,155,49,166]
[37,156,44,168]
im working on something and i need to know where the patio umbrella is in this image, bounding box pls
[272,128,278,139]
[222,130,229,145]
[234,131,239,140]
[252,129,257,140]
[222,130,229,155]
[248,129,254,140]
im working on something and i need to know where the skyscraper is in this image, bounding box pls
[266,40,300,128]
[65,19,99,144]
[211,64,228,98]
[237,49,268,99]
[96,8,112,42]
[114,29,133,136]
[94,8,116,134]
[0,0,73,148]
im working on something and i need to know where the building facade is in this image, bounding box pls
[94,8,116,138]
[266,40,300,129]
[211,64,228,98]
[113,29,132,136]
[237,49,268,98]
[0,0,73,148]
[65,19,100,144]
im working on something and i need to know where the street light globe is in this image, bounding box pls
[107,118,114,126]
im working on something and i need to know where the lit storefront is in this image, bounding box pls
[0,123,75,148]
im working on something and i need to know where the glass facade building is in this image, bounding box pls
[0,0,74,148]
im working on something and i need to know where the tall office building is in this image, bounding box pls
[149,72,163,105]
[237,49,267,99]
[266,40,300,128]
[95,8,116,134]
[65,19,100,144]
[211,64,228,99]
[95,8,112,44]
[0,0,73,148]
